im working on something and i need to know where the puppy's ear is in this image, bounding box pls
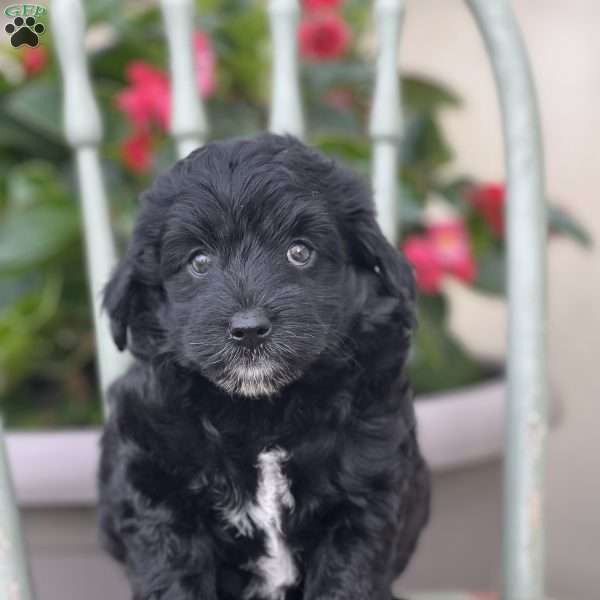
[103,257,135,351]
[350,212,416,306]
[103,216,165,359]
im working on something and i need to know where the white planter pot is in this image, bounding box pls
[415,378,508,472]
[6,377,558,506]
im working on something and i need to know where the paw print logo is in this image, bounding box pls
[5,16,45,48]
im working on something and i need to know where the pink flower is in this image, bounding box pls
[116,31,215,133]
[127,61,168,89]
[302,0,343,11]
[116,32,214,173]
[428,221,477,284]
[194,31,216,98]
[121,130,153,174]
[468,183,505,237]
[22,46,48,76]
[299,12,351,61]
[116,61,171,131]
[403,236,444,295]
[402,220,477,293]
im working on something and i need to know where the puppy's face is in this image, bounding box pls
[105,135,414,397]
[160,180,346,397]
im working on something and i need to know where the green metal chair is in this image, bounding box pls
[0,1,547,598]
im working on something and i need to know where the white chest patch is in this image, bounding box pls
[221,448,298,600]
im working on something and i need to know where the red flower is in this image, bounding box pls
[468,183,505,237]
[121,130,153,174]
[194,31,216,98]
[403,236,444,295]
[22,46,48,76]
[299,13,351,61]
[116,61,171,131]
[428,221,476,284]
[302,0,343,11]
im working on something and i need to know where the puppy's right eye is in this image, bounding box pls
[188,253,211,276]
[287,242,314,267]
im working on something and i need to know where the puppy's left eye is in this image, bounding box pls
[287,242,314,267]
[189,253,211,276]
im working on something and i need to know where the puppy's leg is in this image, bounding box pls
[99,428,218,600]
[302,502,397,600]
[124,522,217,600]
[100,485,217,600]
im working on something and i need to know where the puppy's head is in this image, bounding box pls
[104,134,415,397]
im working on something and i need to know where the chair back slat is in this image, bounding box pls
[466,2,548,598]
[160,0,208,157]
[268,0,305,138]
[369,0,406,243]
[0,419,34,600]
[51,0,131,408]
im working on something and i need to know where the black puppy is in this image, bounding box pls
[99,134,430,600]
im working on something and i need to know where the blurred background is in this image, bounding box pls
[0,0,598,598]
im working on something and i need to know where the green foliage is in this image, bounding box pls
[548,205,593,248]
[0,161,99,427]
[408,296,485,394]
[0,0,591,428]
[4,80,63,142]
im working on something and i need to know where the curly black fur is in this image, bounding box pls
[99,134,430,600]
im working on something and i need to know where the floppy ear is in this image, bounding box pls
[103,258,134,351]
[103,232,166,360]
[349,211,416,307]
[344,209,417,367]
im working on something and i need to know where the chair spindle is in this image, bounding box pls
[0,419,34,600]
[160,0,208,157]
[51,0,131,410]
[467,1,548,598]
[369,0,406,244]
[268,0,305,138]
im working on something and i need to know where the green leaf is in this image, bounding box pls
[3,80,64,142]
[306,101,362,138]
[83,0,127,23]
[6,160,70,210]
[343,0,371,33]
[0,273,42,309]
[208,100,264,139]
[302,61,373,92]
[0,204,80,274]
[0,274,62,395]
[473,246,506,296]
[0,106,68,160]
[397,188,426,234]
[402,75,462,113]
[311,135,371,162]
[408,299,485,395]
[418,293,449,324]
[548,205,593,248]
[402,114,453,167]
[434,176,476,207]
[400,115,454,198]
[216,6,270,104]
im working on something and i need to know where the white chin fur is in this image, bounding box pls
[216,362,288,397]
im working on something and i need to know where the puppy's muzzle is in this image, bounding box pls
[229,308,272,349]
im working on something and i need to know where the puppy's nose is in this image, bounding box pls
[229,308,272,348]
